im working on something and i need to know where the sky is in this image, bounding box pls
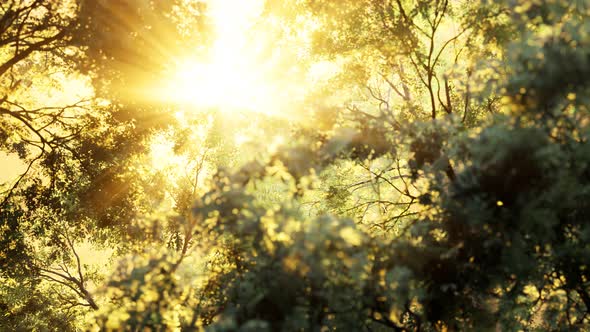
[0,152,25,184]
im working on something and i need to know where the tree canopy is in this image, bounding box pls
[1,0,590,331]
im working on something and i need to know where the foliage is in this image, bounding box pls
[1,0,590,331]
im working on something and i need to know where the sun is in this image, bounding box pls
[162,0,273,113]
[164,58,270,111]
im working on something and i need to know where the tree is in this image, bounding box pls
[174,1,590,330]
[2,0,590,331]
[0,1,209,329]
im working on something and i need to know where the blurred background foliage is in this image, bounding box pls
[0,0,590,331]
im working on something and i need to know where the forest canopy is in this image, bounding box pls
[1,0,590,331]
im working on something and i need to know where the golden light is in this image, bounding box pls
[150,0,335,174]
[150,134,187,172]
[162,0,275,113]
[164,59,271,111]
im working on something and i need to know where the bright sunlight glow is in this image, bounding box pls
[163,0,273,113]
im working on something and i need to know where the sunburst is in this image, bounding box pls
[162,0,273,113]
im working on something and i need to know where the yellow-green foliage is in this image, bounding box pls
[1,1,590,331]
